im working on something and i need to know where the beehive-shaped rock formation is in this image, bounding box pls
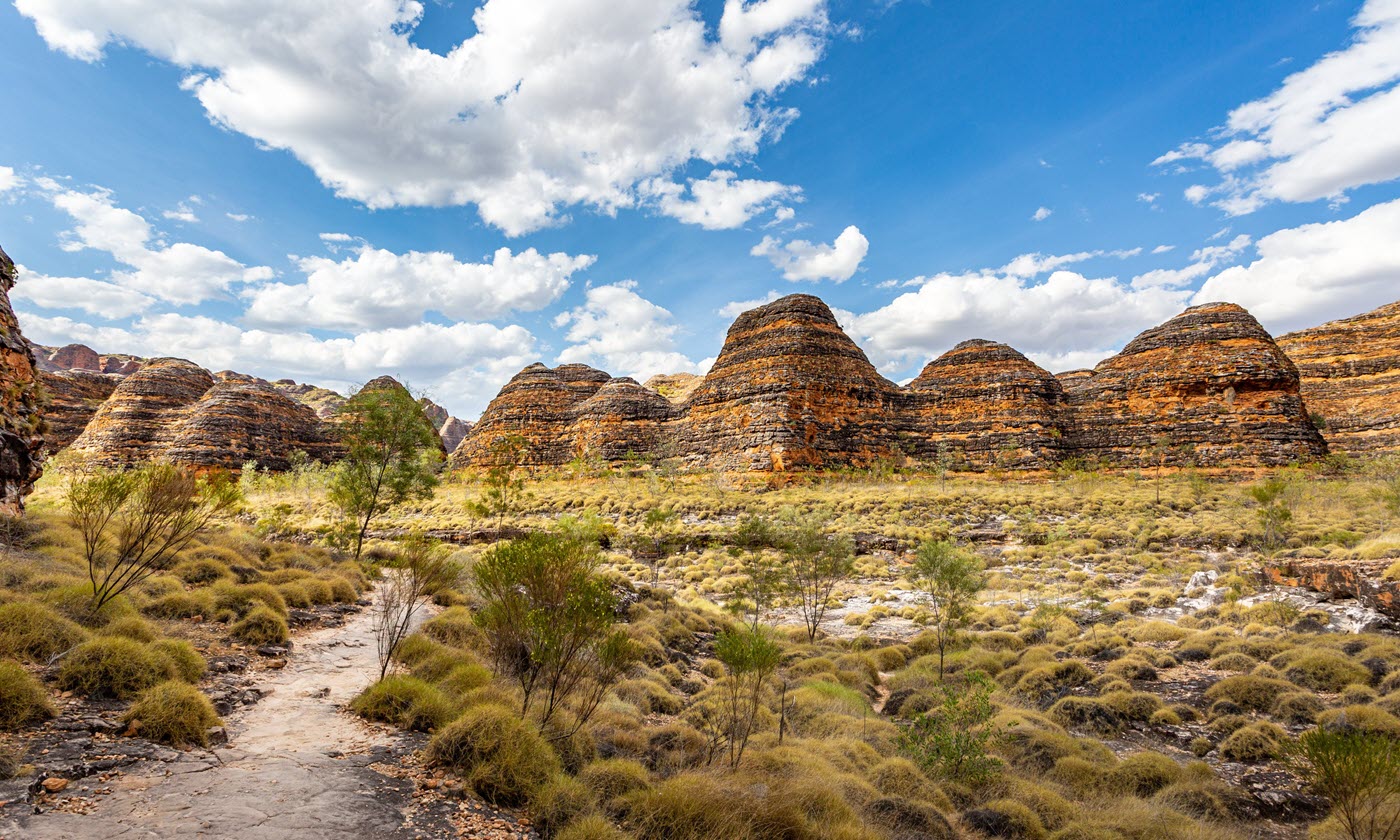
[1277,300,1400,456]
[38,369,123,452]
[68,359,338,470]
[1066,302,1326,467]
[677,294,903,470]
[0,246,45,512]
[569,378,677,462]
[453,363,612,465]
[161,378,339,471]
[904,339,1069,468]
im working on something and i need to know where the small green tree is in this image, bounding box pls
[68,463,240,617]
[713,625,782,769]
[470,434,530,533]
[1295,729,1400,840]
[1248,476,1293,553]
[910,538,984,680]
[473,531,634,733]
[636,506,679,586]
[784,514,855,642]
[372,534,462,680]
[329,383,442,560]
[899,671,1003,784]
[728,515,784,629]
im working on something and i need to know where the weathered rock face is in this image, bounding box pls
[1054,369,1094,395]
[68,358,338,470]
[1066,302,1327,467]
[0,246,45,512]
[644,372,703,404]
[453,363,611,465]
[439,417,473,454]
[904,340,1069,469]
[570,378,677,462]
[162,379,339,471]
[1262,558,1399,622]
[677,294,903,470]
[31,342,143,375]
[38,369,123,453]
[68,358,217,466]
[273,380,347,419]
[1277,300,1400,456]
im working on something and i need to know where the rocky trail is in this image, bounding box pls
[0,598,521,840]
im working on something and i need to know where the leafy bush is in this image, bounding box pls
[0,601,88,663]
[899,671,1003,783]
[56,637,164,699]
[425,703,560,806]
[122,681,221,747]
[1296,728,1400,840]
[0,659,55,730]
[230,605,289,646]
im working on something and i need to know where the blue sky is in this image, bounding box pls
[3,0,1399,418]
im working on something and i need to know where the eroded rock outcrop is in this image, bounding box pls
[571,378,677,462]
[0,247,45,512]
[1277,300,1400,456]
[439,417,473,454]
[67,359,338,470]
[30,342,143,375]
[453,363,612,465]
[644,372,703,404]
[904,340,1069,469]
[1262,558,1399,622]
[38,369,123,453]
[273,380,347,419]
[676,294,903,470]
[1065,302,1327,467]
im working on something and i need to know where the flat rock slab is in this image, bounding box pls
[1,600,444,840]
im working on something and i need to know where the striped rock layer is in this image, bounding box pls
[454,295,1337,471]
[0,246,45,512]
[1277,300,1400,457]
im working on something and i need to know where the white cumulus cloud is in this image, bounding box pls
[245,244,594,330]
[17,0,832,236]
[646,170,800,230]
[554,281,701,378]
[752,224,868,282]
[1154,0,1400,214]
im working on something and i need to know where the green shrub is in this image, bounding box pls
[555,814,630,840]
[1015,661,1093,705]
[425,704,561,806]
[149,638,207,683]
[0,601,89,663]
[0,659,55,730]
[1107,752,1181,796]
[531,774,597,837]
[56,637,164,699]
[1047,697,1122,736]
[1273,690,1325,725]
[422,606,481,649]
[173,557,232,585]
[1284,651,1372,693]
[351,675,455,732]
[1204,675,1293,712]
[579,759,652,813]
[1219,722,1286,763]
[438,662,494,696]
[962,798,1047,840]
[122,681,221,747]
[1316,705,1400,737]
[230,605,289,646]
[143,590,215,619]
[99,615,158,643]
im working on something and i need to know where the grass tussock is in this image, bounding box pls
[122,681,222,747]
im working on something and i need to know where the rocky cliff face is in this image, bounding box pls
[38,369,123,453]
[1065,302,1327,468]
[30,342,143,375]
[440,417,473,454]
[676,294,903,470]
[0,247,45,512]
[1277,300,1400,457]
[273,379,347,419]
[67,358,337,470]
[905,340,1069,469]
[571,378,677,462]
[644,372,703,404]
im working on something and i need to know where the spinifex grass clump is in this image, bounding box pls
[122,681,221,747]
[0,659,55,730]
